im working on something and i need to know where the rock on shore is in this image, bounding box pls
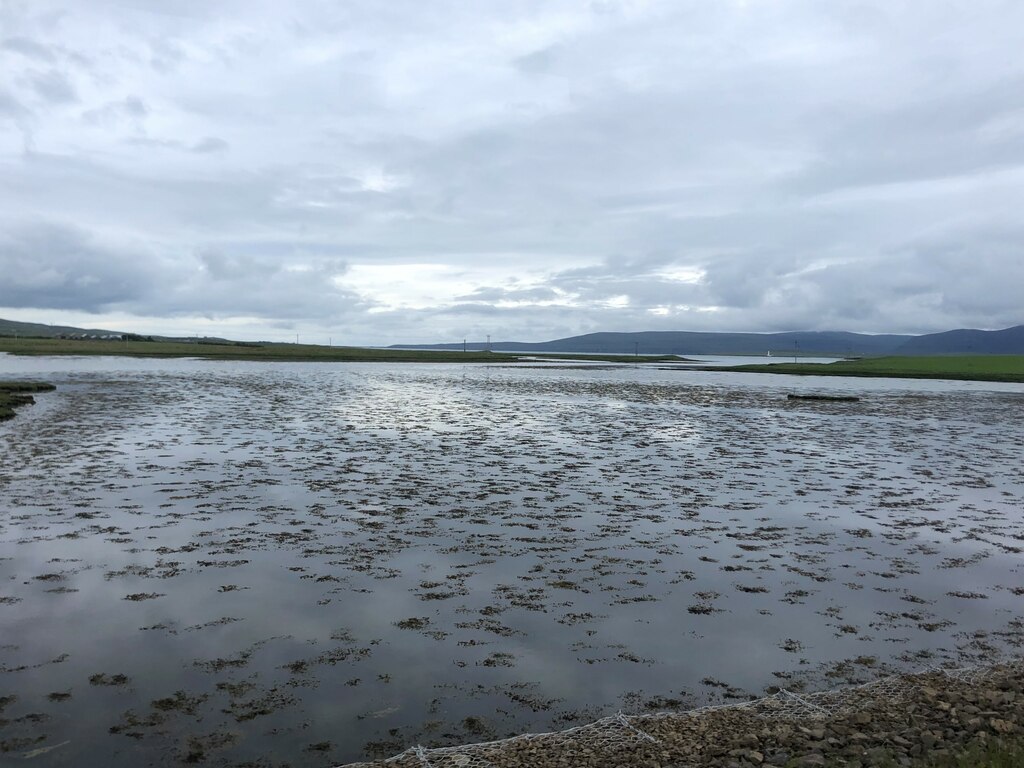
[339,661,1023,768]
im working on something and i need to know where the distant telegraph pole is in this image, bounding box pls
[635,341,639,358]
[463,339,467,353]
[486,334,491,352]
[793,341,799,363]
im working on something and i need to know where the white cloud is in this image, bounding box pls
[1,0,1022,343]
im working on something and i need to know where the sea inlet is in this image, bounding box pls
[1,357,1021,765]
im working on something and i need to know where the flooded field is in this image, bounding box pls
[0,358,1022,767]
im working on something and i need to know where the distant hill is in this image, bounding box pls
[5,316,1022,356]
[396,331,909,356]
[0,317,126,338]
[395,325,1024,357]
[0,317,235,344]
[893,325,1024,355]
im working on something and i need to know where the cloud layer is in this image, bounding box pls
[2,1,1022,343]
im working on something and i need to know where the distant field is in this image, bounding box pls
[726,355,1024,383]
[0,336,509,362]
[0,336,675,364]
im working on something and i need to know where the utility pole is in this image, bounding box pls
[634,341,639,358]
[463,339,467,353]
[486,334,490,352]
[793,341,799,364]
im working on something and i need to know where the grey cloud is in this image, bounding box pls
[699,253,800,309]
[512,44,562,74]
[788,78,1024,198]
[191,136,228,153]
[2,37,56,62]
[1,1,1022,342]
[148,38,188,73]
[455,285,562,303]
[198,249,275,280]
[125,136,184,150]
[29,69,76,103]
[83,96,148,126]
[0,220,365,322]
[0,89,30,119]
[124,133,229,154]
[0,222,154,311]
[121,96,147,117]
[126,135,229,153]
[691,231,1024,335]
[159,249,363,321]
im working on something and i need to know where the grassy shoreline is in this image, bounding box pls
[3,337,1020,381]
[724,355,1024,383]
[0,381,56,420]
[0,337,676,365]
[781,737,1024,767]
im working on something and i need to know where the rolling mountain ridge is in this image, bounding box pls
[394,325,1024,356]
[3,318,1022,356]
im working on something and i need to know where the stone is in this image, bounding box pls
[798,755,826,768]
[990,718,1014,734]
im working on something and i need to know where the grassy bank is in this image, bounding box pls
[0,381,56,420]
[0,336,512,361]
[910,737,1024,767]
[0,337,676,364]
[725,355,1024,383]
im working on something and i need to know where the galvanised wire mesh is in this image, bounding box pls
[338,658,1024,768]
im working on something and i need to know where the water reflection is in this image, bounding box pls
[0,360,1021,766]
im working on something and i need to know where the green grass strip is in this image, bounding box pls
[726,355,1024,383]
[0,337,676,364]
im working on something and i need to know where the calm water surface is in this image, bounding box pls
[1,357,1022,766]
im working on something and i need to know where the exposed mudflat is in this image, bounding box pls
[0,360,1021,766]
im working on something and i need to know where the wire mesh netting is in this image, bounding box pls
[338,658,1024,768]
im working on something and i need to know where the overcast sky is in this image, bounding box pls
[1,1,1022,344]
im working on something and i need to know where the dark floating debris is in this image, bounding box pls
[787,393,860,402]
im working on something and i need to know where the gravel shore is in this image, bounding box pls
[339,660,1023,768]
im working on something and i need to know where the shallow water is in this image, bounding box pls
[0,358,1022,766]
